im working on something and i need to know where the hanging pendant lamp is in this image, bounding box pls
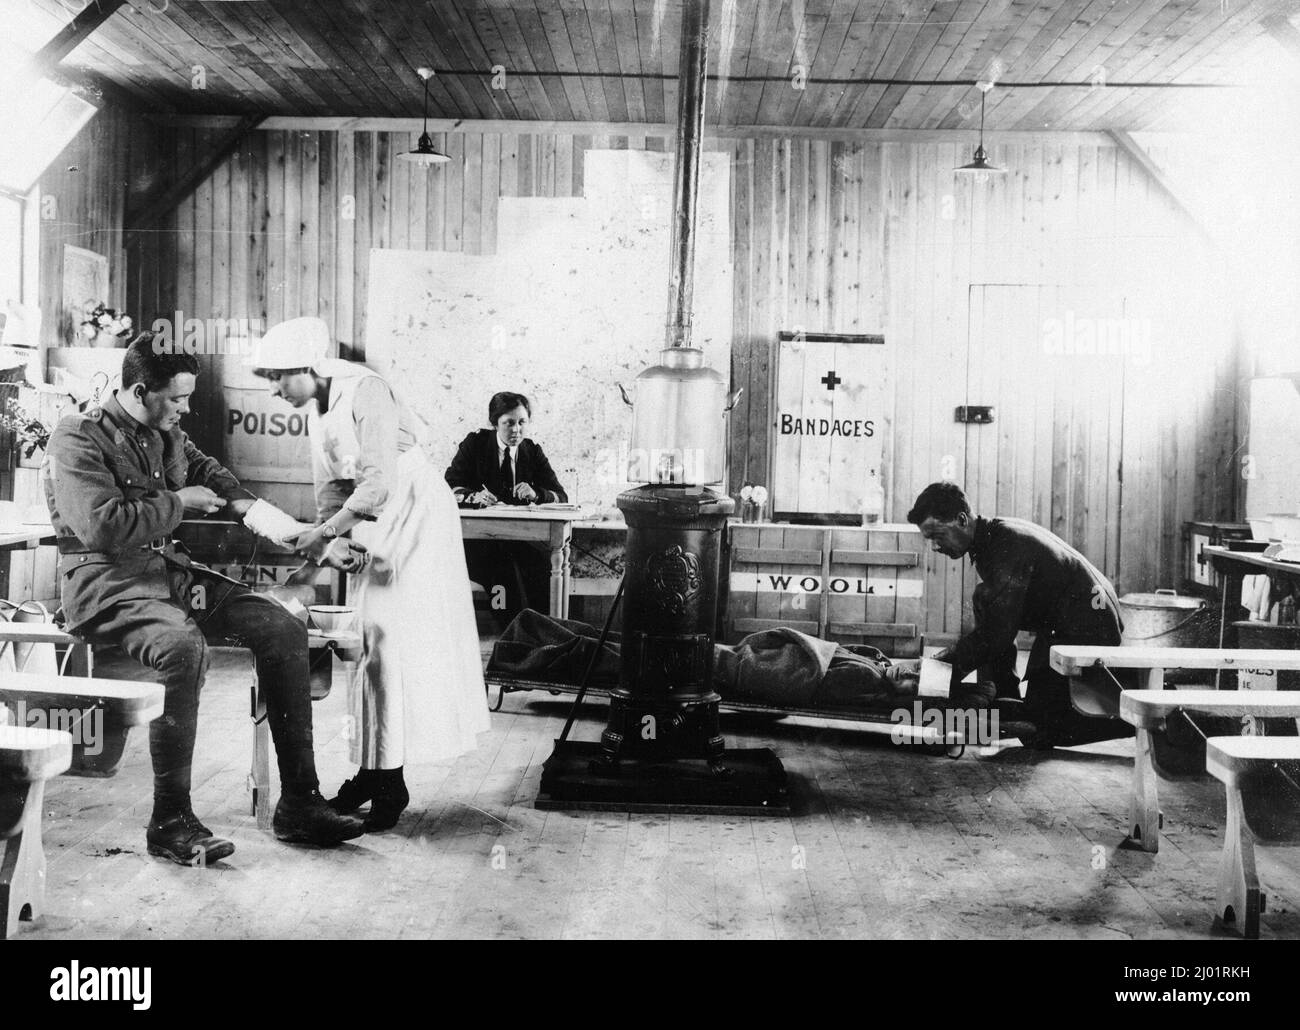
[955,87,1005,175]
[400,67,450,166]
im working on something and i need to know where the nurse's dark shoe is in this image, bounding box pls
[274,789,365,845]
[147,810,235,866]
[328,769,380,813]
[363,768,410,832]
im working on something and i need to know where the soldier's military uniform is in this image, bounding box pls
[44,392,322,818]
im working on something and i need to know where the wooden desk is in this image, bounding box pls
[1203,545,1300,634]
[459,507,599,619]
[1204,545,1300,684]
[0,524,55,551]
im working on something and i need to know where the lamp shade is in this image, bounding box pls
[400,132,450,165]
[955,144,1004,174]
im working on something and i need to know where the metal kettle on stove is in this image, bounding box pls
[618,347,742,486]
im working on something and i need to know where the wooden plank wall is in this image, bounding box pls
[35,104,140,349]
[114,127,1237,638]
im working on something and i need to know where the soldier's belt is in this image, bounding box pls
[57,536,171,556]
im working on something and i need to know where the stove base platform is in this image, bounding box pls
[536,741,790,815]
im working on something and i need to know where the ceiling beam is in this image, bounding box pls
[1107,130,1215,246]
[147,114,1119,147]
[125,115,265,246]
[19,0,128,82]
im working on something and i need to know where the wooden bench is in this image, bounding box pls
[0,724,72,940]
[0,671,164,777]
[1051,645,1300,719]
[0,621,92,675]
[1120,690,1300,854]
[0,619,353,818]
[1206,736,1300,939]
[247,630,361,829]
[1050,645,1300,854]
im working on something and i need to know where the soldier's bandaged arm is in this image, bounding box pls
[181,435,255,503]
[48,427,184,551]
[946,560,1034,680]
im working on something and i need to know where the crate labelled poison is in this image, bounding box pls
[221,356,315,521]
[769,331,889,523]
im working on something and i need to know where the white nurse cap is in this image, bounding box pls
[248,316,330,370]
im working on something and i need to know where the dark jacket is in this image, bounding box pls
[444,428,568,505]
[949,516,1123,682]
[43,392,247,632]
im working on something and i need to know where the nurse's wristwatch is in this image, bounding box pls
[308,523,340,567]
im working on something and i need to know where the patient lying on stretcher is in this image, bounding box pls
[488,610,997,713]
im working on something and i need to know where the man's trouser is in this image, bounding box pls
[74,563,319,817]
[976,626,1136,742]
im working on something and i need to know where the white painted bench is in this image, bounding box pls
[1051,645,1300,718]
[0,619,355,819]
[1050,645,1300,854]
[1120,690,1300,854]
[1206,736,1300,940]
[0,724,72,939]
[0,672,164,777]
[0,621,91,675]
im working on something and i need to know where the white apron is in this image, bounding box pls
[310,364,489,768]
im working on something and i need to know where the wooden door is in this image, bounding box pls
[959,284,1127,632]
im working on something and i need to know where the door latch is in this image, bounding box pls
[955,405,995,424]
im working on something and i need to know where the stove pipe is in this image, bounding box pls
[665,0,710,352]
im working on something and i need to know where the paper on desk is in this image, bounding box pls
[242,498,314,545]
[917,657,953,699]
[534,502,582,511]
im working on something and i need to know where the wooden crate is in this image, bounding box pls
[222,379,315,521]
[726,522,923,657]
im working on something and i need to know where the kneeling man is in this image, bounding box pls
[907,482,1131,746]
[44,334,364,864]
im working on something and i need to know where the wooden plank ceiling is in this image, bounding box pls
[29,0,1295,131]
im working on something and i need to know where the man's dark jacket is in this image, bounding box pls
[43,393,246,633]
[444,428,568,505]
[948,516,1124,685]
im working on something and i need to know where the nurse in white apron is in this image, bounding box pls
[250,317,489,830]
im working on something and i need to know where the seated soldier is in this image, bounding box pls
[44,334,365,865]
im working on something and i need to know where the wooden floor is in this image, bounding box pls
[17,647,1300,941]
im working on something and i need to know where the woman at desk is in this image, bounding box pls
[250,317,489,831]
[445,392,568,627]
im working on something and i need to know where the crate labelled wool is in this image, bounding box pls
[727,523,923,657]
[769,331,888,522]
